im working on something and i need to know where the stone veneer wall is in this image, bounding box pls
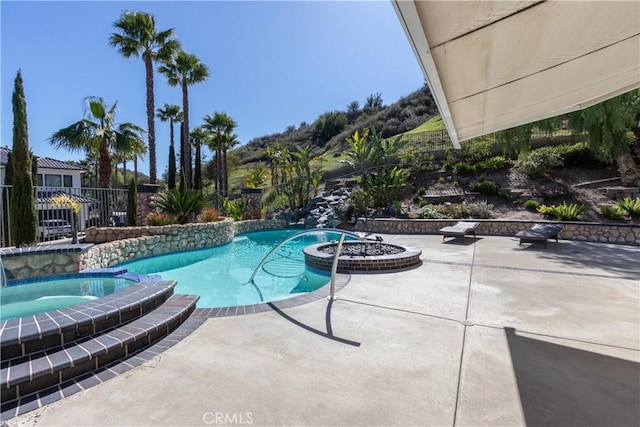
[353,219,640,246]
[81,219,288,270]
[3,252,82,280]
[233,219,287,235]
[1,220,288,280]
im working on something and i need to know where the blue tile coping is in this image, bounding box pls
[0,243,94,259]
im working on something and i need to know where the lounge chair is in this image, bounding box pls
[515,224,562,248]
[439,221,480,241]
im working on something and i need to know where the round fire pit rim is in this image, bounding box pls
[303,241,422,274]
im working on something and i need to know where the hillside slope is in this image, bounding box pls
[232,85,438,165]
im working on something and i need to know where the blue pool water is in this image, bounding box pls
[119,229,345,308]
[0,276,134,321]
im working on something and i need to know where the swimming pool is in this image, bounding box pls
[0,276,135,321]
[119,229,347,308]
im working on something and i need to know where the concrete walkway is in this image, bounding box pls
[7,235,640,426]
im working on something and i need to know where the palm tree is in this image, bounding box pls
[222,132,239,194]
[202,112,236,196]
[120,135,147,185]
[190,127,208,190]
[159,51,209,189]
[109,11,180,184]
[156,104,182,188]
[49,97,145,188]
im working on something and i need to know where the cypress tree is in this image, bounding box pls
[168,143,176,190]
[10,70,37,246]
[126,178,138,226]
[1,153,11,247]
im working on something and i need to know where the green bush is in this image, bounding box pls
[477,156,508,171]
[537,202,584,221]
[523,199,539,211]
[146,212,174,226]
[453,162,477,175]
[472,180,499,196]
[599,205,626,220]
[468,201,493,218]
[516,149,563,178]
[416,204,449,219]
[459,139,494,163]
[442,203,472,218]
[616,197,640,216]
[498,190,512,199]
[222,197,250,221]
[157,187,211,224]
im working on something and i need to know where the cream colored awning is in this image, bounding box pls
[393,1,640,148]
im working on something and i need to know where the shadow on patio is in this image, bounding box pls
[505,327,639,426]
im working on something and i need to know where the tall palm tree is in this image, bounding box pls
[159,50,209,189]
[190,127,208,190]
[109,11,180,185]
[49,97,145,188]
[156,104,182,188]
[221,132,239,194]
[202,112,236,196]
[120,135,147,185]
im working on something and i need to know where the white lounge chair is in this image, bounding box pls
[439,221,480,241]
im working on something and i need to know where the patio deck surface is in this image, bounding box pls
[6,234,639,427]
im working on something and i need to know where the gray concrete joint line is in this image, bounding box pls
[453,242,476,426]
[336,298,469,326]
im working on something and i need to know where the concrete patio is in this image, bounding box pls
[6,234,639,426]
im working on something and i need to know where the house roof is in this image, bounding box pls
[392,1,640,147]
[0,146,85,171]
[35,190,97,204]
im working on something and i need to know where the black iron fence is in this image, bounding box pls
[1,186,130,247]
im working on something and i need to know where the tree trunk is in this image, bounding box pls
[134,157,138,185]
[123,160,127,186]
[223,148,228,194]
[617,151,640,187]
[144,53,157,184]
[181,81,192,189]
[99,138,111,188]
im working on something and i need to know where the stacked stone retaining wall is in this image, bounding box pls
[353,219,640,246]
[2,219,288,280]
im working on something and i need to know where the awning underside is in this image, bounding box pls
[393,1,640,147]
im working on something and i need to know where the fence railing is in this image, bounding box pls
[1,186,130,247]
[391,126,587,156]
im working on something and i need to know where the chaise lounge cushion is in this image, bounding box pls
[439,221,480,241]
[515,224,562,247]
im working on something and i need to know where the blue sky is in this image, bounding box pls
[1,1,425,176]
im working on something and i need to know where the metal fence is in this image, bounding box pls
[393,127,587,157]
[1,186,129,247]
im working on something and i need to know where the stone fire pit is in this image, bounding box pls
[303,240,421,274]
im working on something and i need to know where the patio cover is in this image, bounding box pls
[392,1,640,148]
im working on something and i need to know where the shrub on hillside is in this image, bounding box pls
[453,162,477,175]
[147,212,174,226]
[472,180,499,196]
[599,205,626,220]
[477,156,508,171]
[537,202,584,220]
[523,199,539,211]
[468,201,493,218]
[616,196,640,216]
[516,149,563,178]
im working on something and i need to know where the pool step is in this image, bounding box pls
[0,281,177,361]
[0,293,199,406]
